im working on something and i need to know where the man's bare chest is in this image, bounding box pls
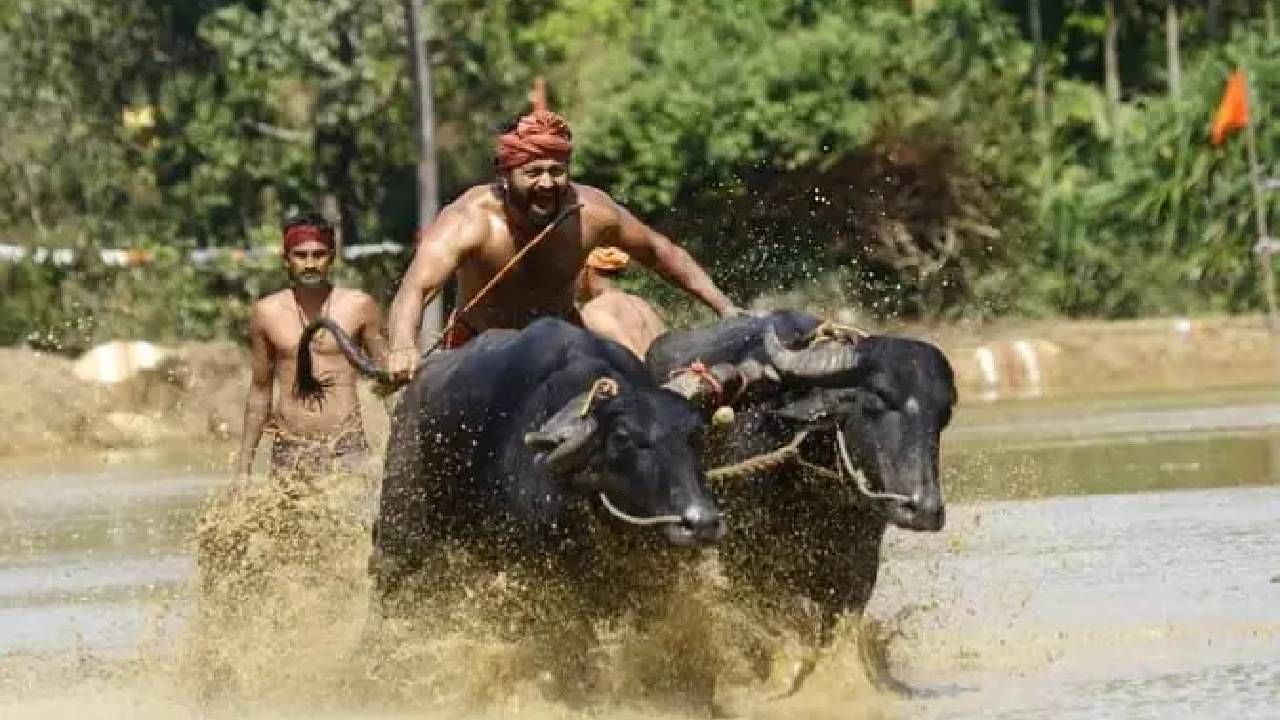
[266,307,360,359]
[469,231,591,293]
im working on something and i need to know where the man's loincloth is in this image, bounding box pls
[266,409,372,483]
[442,308,584,349]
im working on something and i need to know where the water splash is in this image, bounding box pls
[1,470,895,719]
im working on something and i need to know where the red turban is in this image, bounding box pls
[494,111,573,171]
[283,224,335,252]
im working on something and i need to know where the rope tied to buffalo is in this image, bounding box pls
[705,428,913,504]
[578,377,620,417]
[807,320,871,345]
[596,493,682,526]
[668,360,725,404]
[706,430,839,482]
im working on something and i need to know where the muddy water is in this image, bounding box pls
[1,389,1278,718]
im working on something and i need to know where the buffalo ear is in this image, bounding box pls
[524,392,601,475]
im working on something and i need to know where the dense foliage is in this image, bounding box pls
[1,0,1277,347]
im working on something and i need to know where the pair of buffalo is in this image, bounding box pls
[298,309,955,685]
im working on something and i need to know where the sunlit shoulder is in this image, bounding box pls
[570,183,625,225]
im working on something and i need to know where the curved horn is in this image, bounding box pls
[763,325,865,385]
[524,391,601,475]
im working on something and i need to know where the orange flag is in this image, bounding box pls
[1210,70,1250,145]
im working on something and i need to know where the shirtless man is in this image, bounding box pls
[235,212,389,484]
[576,246,668,359]
[386,109,739,380]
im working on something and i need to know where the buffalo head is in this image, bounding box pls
[524,378,725,546]
[765,326,956,532]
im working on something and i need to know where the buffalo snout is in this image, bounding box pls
[662,501,726,546]
[887,493,945,532]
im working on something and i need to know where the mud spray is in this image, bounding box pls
[0,469,897,720]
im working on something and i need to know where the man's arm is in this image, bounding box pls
[235,304,275,481]
[386,204,485,380]
[608,202,739,318]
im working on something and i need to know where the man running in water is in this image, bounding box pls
[386,109,739,380]
[235,211,388,484]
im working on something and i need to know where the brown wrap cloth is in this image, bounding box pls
[266,409,371,483]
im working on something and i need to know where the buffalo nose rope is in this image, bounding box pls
[705,428,914,504]
[595,493,684,527]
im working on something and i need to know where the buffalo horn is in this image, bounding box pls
[763,325,864,384]
[524,392,600,475]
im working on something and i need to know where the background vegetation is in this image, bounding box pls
[2,0,1278,348]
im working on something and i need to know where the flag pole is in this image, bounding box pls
[1242,67,1280,333]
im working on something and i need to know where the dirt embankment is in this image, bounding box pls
[0,343,249,458]
[4,314,1278,459]
[912,314,1280,401]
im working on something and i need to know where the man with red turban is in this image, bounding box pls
[386,110,740,379]
[235,211,388,488]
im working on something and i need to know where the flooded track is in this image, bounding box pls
[876,486,1279,719]
[1,389,1277,718]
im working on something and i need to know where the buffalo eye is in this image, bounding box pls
[862,392,887,417]
[866,375,901,408]
[608,427,636,452]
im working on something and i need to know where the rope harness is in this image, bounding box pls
[597,493,682,527]
[706,430,828,482]
[578,376,620,417]
[668,360,724,404]
[665,360,745,426]
[808,319,871,343]
[705,428,912,504]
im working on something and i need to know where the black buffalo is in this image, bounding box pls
[296,317,750,619]
[647,310,956,661]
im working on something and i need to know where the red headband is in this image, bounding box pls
[494,110,573,171]
[283,225,335,252]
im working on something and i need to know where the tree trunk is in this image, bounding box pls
[317,19,361,250]
[1030,0,1051,196]
[405,0,443,342]
[1166,2,1181,98]
[20,164,49,240]
[1103,0,1121,137]
[314,124,359,248]
[1266,0,1276,43]
[1207,0,1222,39]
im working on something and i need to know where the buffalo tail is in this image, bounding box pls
[294,317,398,407]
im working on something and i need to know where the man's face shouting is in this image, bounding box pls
[506,158,569,228]
[285,239,334,288]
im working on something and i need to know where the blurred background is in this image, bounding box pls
[1,5,1278,718]
[4,1,1280,342]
